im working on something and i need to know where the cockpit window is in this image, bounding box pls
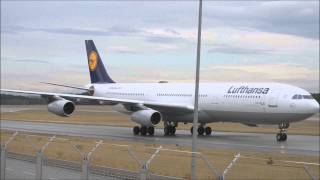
[303,95,313,99]
[292,94,313,100]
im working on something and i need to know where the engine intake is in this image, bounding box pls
[131,110,161,127]
[48,99,75,117]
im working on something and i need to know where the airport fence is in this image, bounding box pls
[1,130,319,180]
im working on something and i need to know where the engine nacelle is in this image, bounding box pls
[131,110,161,127]
[48,99,75,117]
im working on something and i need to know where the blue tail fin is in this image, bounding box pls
[85,40,115,83]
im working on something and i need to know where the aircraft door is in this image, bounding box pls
[266,92,279,112]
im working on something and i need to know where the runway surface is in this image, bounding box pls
[1,120,319,156]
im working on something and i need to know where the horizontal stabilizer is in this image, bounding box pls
[40,82,89,91]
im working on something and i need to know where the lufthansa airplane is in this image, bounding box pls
[1,40,319,141]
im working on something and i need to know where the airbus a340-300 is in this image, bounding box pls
[1,40,319,142]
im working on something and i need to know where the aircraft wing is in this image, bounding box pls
[0,89,194,113]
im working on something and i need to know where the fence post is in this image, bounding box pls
[222,153,241,180]
[304,165,316,180]
[1,132,19,180]
[1,144,6,180]
[35,150,43,180]
[81,155,89,180]
[140,164,148,180]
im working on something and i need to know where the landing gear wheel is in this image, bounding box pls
[205,127,212,135]
[190,127,193,134]
[277,122,289,142]
[164,126,176,136]
[147,127,155,136]
[276,133,287,141]
[198,126,205,136]
[164,126,170,136]
[133,126,140,135]
[169,126,176,135]
[281,133,287,141]
[276,133,282,141]
[141,126,147,136]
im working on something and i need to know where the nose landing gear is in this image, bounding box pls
[276,122,289,142]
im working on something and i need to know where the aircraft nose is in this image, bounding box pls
[310,101,320,114]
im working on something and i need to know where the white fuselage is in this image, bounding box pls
[91,82,319,125]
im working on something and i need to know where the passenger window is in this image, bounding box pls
[298,95,302,99]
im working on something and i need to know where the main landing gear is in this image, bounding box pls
[133,126,154,136]
[164,121,177,136]
[190,124,212,136]
[276,122,289,142]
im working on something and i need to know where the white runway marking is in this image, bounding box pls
[48,177,58,180]
[6,168,14,171]
[23,171,35,175]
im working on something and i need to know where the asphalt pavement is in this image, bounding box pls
[1,120,319,156]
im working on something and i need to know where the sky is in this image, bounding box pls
[1,1,319,93]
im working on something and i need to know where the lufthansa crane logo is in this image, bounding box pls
[89,51,98,71]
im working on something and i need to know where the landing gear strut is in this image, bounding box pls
[191,124,212,136]
[164,121,177,136]
[276,122,289,142]
[132,126,155,136]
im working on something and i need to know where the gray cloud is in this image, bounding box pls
[2,1,318,40]
[2,57,51,64]
[208,44,273,55]
[12,59,51,64]
[2,25,143,37]
[205,1,319,39]
[3,25,188,45]
[144,36,184,44]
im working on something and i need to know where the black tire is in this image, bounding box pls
[164,127,170,136]
[133,126,140,135]
[172,127,176,135]
[205,127,212,135]
[276,133,282,141]
[168,126,176,135]
[198,126,204,135]
[148,127,155,136]
[281,133,287,141]
[190,127,193,134]
[141,126,147,136]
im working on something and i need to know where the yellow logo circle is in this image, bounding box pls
[89,51,98,71]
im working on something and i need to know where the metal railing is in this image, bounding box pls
[0,131,222,180]
[1,131,319,180]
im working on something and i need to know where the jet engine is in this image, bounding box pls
[131,110,161,127]
[47,99,75,117]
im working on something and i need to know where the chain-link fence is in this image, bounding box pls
[1,130,319,180]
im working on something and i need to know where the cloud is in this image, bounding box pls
[205,1,319,39]
[2,25,144,37]
[144,36,184,44]
[205,28,318,57]
[208,43,272,55]
[108,46,138,54]
[3,25,190,45]
[10,59,51,64]
[202,63,319,82]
